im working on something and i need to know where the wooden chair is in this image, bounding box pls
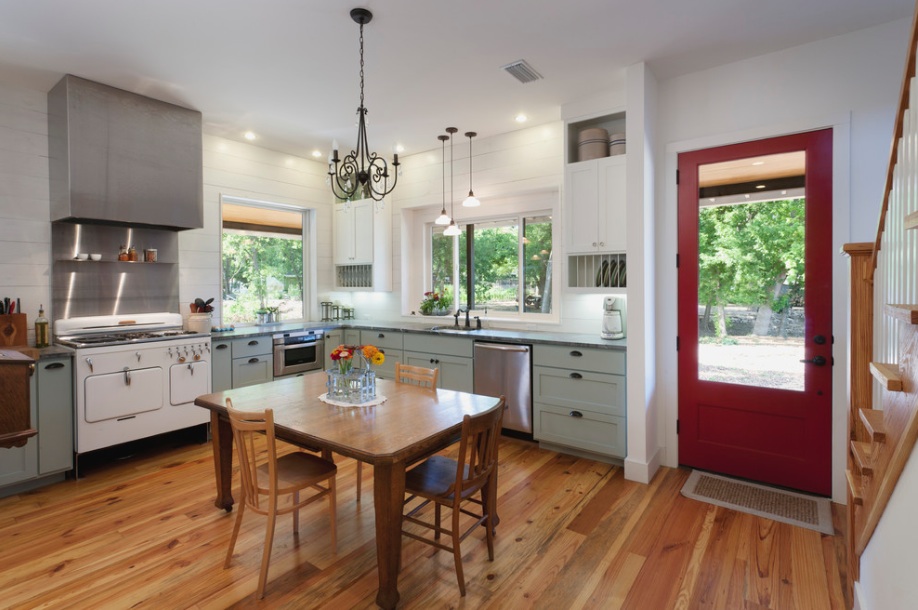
[401,396,505,596]
[395,361,439,388]
[224,398,337,599]
[355,362,440,501]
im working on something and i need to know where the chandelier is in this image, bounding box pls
[328,8,399,202]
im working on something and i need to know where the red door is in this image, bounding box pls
[677,129,833,496]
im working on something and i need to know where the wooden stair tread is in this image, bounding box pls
[846,469,864,505]
[869,362,904,391]
[850,441,874,475]
[859,409,887,442]
[885,304,918,324]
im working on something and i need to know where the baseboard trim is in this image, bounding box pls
[624,447,662,484]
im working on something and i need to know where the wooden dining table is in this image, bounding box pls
[194,371,503,609]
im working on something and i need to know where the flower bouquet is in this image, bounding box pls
[327,344,384,403]
[419,291,453,316]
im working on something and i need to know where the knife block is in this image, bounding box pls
[0,314,28,347]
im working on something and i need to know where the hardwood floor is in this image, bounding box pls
[0,434,849,609]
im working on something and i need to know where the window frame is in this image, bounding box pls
[219,194,317,325]
[425,208,556,322]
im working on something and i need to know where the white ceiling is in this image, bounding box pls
[0,0,912,159]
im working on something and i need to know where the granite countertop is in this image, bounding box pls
[5,345,73,360]
[211,320,626,350]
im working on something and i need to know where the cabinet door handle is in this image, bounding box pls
[599,241,605,247]
[570,350,583,358]
[248,357,260,364]
[592,242,597,247]
[378,333,385,338]
[248,340,259,346]
[216,344,229,350]
[570,372,583,379]
[569,410,584,418]
[44,362,65,370]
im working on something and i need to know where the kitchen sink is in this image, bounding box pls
[428,325,480,333]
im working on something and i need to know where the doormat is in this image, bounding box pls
[680,470,834,535]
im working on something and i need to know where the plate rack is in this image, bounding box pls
[568,253,627,289]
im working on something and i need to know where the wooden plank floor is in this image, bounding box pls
[0,434,849,609]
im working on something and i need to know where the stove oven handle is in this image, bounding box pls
[86,357,93,373]
[123,367,131,386]
[188,363,194,376]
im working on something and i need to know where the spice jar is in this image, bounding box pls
[144,248,157,263]
[127,245,138,262]
[118,245,129,261]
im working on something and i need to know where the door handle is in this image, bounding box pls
[800,355,827,366]
[123,367,132,386]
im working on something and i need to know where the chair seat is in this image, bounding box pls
[405,455,475,500]
[256,452,337,494]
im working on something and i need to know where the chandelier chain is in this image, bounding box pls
[358,21,365,108]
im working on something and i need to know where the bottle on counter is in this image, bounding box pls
[35,305,49,348]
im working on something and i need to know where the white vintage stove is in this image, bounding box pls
[55,313,212,459]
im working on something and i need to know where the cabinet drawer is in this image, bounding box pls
[532,344,624,374]
[404,334,472,358]
[535,403,626,458]
[533,365,625,416]
[232,355,274,388]
[361,329,403,351]
[233,336,272,358]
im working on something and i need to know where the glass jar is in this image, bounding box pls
[127,245,138,262]
[118,245,129,261]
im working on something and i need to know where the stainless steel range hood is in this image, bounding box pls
[48,75,203,231]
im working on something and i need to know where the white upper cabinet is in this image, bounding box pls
[333,198,392,291]
[565,155,626,254]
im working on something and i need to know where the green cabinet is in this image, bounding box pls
[532,345,626,459]
[0,355,74,492]
[360,329,403,380]
[403,334,473,393]
[211,336,274,390]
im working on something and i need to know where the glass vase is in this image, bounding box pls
[326,368,376,403]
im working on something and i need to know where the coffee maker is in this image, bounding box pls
[601,296,625,340]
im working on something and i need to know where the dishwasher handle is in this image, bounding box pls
[475,343,530,353]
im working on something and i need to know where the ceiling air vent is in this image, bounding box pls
[501,59,543,84]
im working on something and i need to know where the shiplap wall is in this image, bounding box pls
[0,82,51,344]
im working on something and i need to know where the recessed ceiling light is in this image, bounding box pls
[752,161,765,166]
[244,131,257,141]
[755,184,766,189]
[312,150,322,158]
[515,114,528,123]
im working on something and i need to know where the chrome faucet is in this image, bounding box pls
[454,310,461,327]
[464,308,471,328]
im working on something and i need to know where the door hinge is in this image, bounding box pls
[677,419,680,434]
[676,169,680,184]
[676,336,680,351]
[676,253,680,268]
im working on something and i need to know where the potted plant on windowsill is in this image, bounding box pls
[418,291,452,316]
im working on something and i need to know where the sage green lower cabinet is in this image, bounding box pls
[324,330,342,370]
[403,333,473,393]
[212,339,233,392]
[211,336,274,389]
[0,355,74,493]
[37,357,74,475]
[360,329,403,381]
[532,345,626,459]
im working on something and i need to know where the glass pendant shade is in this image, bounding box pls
[435,211,451,225]
[463,193,480,207]
[443,220,461,236]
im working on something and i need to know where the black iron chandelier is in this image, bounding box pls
[328,8,399,202]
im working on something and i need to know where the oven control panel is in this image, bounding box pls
[167,342,211,363]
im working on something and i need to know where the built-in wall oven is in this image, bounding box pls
[273,330,325,378]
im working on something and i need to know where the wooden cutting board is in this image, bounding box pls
[0,314,28,347]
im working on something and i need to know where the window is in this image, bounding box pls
[221,197,310,323]
[431,213,553,316]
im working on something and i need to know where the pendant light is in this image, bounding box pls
[443,127,462,236]
[327,8,399,202]
[462,131,480,207]
[435,134,451,225]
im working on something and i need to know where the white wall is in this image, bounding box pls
[0,82,51,343]
[654,18,910,504]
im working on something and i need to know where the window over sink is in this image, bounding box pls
[220,196,314,324]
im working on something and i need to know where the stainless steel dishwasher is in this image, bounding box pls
[473,342,532,438]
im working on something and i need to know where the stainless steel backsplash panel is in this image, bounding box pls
[52,223,179,319]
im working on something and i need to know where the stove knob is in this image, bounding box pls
[168,347,173,358]
[194,353,201,361]
[178,356,186,363]
[85,357,93,373]
[135,351,141,362]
